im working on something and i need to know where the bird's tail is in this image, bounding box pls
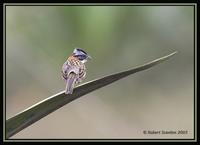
[65,72,77,94]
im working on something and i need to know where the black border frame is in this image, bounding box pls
[3,3,197,142]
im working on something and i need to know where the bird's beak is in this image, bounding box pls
[87,55,92,60]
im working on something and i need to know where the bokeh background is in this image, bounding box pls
[6,5,194,139]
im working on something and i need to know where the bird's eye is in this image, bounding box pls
[77,55,86,60]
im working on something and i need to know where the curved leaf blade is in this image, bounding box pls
[6,51,177,138]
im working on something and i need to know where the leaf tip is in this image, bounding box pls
[163,51,178,60]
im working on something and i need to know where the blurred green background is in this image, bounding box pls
[6,5,194,139]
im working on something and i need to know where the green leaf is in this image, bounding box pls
[6,51,177,138]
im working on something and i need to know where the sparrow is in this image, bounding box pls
[62,48,91,94]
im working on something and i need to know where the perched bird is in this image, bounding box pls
[62,48,91,94]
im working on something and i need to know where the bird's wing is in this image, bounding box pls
[62,58,80,79]
[77,65,86,83]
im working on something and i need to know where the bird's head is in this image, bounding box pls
[72,48,91,63]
